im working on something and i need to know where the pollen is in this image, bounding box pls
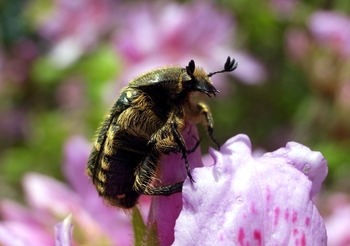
[126,90,133,98]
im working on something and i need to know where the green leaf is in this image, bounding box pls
[132,206,147,246]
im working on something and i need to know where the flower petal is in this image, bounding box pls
[308,11,350,56]
[323,193,350,245]
[262,141,328,197]
[22,172,114,243]
[0,221,53,246]
[63,136,92,199]
[63,136,136,245]
[54,214,73,246]
[0,199,51,225]
[149,123,203,246]
[173,134,327,245]
[0,223,28,246]
[23,172,82,216]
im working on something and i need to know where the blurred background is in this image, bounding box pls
[0,0,350,245]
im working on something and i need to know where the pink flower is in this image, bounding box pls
[37,0,116,67]
[323,193,350,246]
[112,1,266,95]
[63,136,151,244]
[285,27,311,62]
[0,172,115,246]
[0,129,328,245]
[269,0,298,17]
[54,214,73,246]
[172,134,328,245]
[285,11,350,62]
[0,135,150,245]
[308,11,350,57]
[147,123,204,246]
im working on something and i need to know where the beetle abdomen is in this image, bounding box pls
[95,148,144,208]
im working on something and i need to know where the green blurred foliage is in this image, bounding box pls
[0,0,350,201]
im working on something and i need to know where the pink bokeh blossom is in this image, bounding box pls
[37,0,116,67]
[0,136,151,246]
[308,11,350,58]
[112,1,266,96]
[323,193,350,246]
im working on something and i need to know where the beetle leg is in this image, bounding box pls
[144,182,183,196]
[149,135,199,155]
[170,121,195,183]
[133,152,158,193]
[148,120,199,155]
[133,151,183,195]
[147,130,181,154]
[186,136,201,154]
[197,102,221,150]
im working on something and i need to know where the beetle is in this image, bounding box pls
[86,56,238,208]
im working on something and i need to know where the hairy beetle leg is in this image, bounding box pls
[197,102,221,150]
[171,121,195,183]
[133,152,184,196]
[186,136,201,154]
[207,127,221,151]
[142,182,183,196]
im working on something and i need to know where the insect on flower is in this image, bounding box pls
[86,57,238,208]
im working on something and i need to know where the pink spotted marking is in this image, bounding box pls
[238,227,245,245]
[292,210,298,223]
[266,186,271,201]
[285,209,290,221]
[301,232,306,246]
[274,207,280,226]
[293,228,298,236]
[305,217,310,226]
[295,238,299,245]
[251,202,257,215]
[253,229,262,246]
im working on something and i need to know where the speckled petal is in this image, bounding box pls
[173,134,328,245]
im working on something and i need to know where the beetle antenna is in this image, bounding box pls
[207,56,238,77]
[186,60,196,77]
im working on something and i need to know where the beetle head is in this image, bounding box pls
[182,60,219,97]
[182,56,238,97]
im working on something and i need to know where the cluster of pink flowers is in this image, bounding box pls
[0,136,148,245]
[285,11,350,103]
[286,10,350,60]
[2,1,346,245]
[284,9,350,149]
[111,2,266,91]
[0,123,329,245]
[324,193,350,245]
[38,0,117,68]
